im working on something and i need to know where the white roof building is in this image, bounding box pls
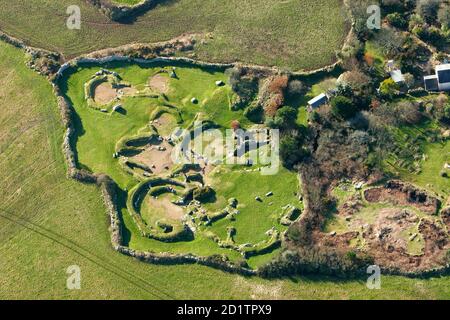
[424,63,450,91]
[307,93,328,110]
[390,69,405,84]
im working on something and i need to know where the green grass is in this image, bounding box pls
[401,141,450,198]
[1,40,450,299]
[0,0,349,71]
[112,0,142,5]
[205,166,302,245]
[382,118,450,198]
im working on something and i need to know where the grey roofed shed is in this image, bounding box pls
[424,75,439,91]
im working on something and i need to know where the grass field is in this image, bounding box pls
[2,34,450,300]
[0,0,349,71]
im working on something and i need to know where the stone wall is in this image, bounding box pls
[86,0,158,21]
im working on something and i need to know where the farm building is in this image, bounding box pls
[307,93,328,111]
[423,63,450,91]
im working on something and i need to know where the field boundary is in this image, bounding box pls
[86,0,161,21]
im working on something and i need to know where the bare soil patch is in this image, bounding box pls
[132,140,174,175]
[94,82,117,104]
[146,196,184,221]
[153,113,177,137]
[149,74,170,94]
[364,181,440,214]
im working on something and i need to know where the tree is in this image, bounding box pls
[227,67,258,101]
[287,80,306,98]
[272,106,298,129]
[280,134,308,169]
[330,96,357,119]
[230,120,240,130]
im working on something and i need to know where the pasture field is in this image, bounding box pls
[1,30,450,301]
[0,0,349,71]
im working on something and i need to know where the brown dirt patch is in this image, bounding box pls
[442,207,450,233]
[132,140,174,175]
[149,74,170,94]
[94,82,117,104]
[147,196,184,221]
[364,181,439,214]
[153,113,177,137]
[120,86,137,96]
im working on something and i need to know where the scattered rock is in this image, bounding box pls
[255,196,262,202]
[266,191,273,197]
[191,97,198,104]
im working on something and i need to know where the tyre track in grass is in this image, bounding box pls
[0,208,177,299]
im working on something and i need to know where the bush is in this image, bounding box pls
[280,133,308,169]
[438,4,450,29]
[287,80,306,98]
[417,0,440,24]
[244,101,263,123]
[330,96,357,119]
[227,67,258,101]
[270,106,298,130]
[379,78,400,99]
[408,14,424,31]
[386,13,407,29]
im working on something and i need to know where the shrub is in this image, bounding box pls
[408,14,424,31]
[419,26,445,47]
[287,80,306,98]
[403,73,415,88]
[417,0,440,24]
[268,75,289,94]
[230,120,240,130]
[330,96,357,119]
[227,67,258,101]
[396,101,423,125]
[438,4,450,29]
[244,101,263,123]
[271,106,298,130]
[280,133,308,169]
[386,13,407,29]
[379,78,400,99]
